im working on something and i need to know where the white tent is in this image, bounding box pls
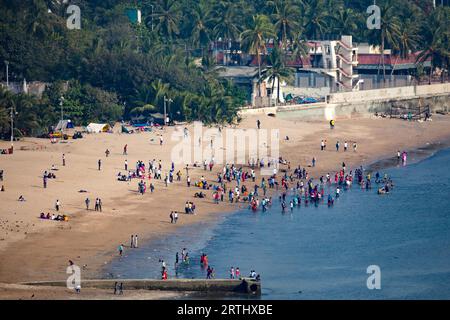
[86,123,109,133]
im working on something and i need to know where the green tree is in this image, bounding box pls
[241,15,275,96]
[268,0,300,51]
[263,47,293,103]
[153,0,181,41]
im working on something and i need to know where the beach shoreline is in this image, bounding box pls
[2,114,450,299]
[102,140,450,280]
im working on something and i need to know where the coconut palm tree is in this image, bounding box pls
[210,2,241,41]
[209,1,242,65]
[186,2,211,48]
[262,47,293,104]
[241,15,275,96]
[332,7,360,36]
[376,1,401,80]
[416,26,450,84]
[150,79,170,109]
[291,31,310,66]
[302,0,331,67]
[26,0,54,36]
[390,20,419,75]
[268,0,301,52]
[153,0,181,41]
[302,0,330,40]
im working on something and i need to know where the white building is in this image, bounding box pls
[304,35,360,92]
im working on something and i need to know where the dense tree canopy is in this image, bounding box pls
[0,0,449,137]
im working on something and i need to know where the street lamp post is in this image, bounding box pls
[10,103,13,147]
[5,60,9,89]
[5,61,13,147]
[164,96,173,126]
[60,96,64,135]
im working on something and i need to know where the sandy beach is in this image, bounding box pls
[1,113,450,298]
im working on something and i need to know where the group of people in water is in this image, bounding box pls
[180,145,397,215]
[158,247,260,281]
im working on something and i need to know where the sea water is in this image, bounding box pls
[106,148,450,299]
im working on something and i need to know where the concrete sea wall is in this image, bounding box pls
[241,83,450,120]
[24,278,262,296]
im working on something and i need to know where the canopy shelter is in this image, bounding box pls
[149,113,165,125]
[55,120,74,131]
[86,123,110,133]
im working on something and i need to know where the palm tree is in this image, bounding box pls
[0,88,14,137]
[209,1,241,65]
[150,79,170,109]
[26,0,54,36]
[186,1,211,48]
[210,2,241,41]
[268,0,300,52]
[390,20,419,75]
[302,0,330,40]
[241,15,275,96]
[263,47,293,104]
[291,32,310,66]
[333,7,359,36]
[416,26,450,84]
[153,0,181,41]
[302,0,330,67]
[375,1,401,80]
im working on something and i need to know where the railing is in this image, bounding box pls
[336,53,357,65]
[337,40,353,51]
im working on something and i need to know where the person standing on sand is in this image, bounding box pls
[105,149,110,157]
[134,235,138,248]
[85,198,90,210]
[123,144,127,155]
[118,244,124,256]
[62,154,66,166]
[336,141,340,152]
[312,157,316,167]
[170,211,174,223]
[43,175,47,188]
[98,159,102,170]
[344,141,348,152]
[353,142,357,152]
[174,212,178,224]
[397,150,401,161]
[130,235,134,248]
[321,140,325,151]
[125,160,128,171]
[187,175,191,187]
[55,199,60,211]
[257,119,261,129]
